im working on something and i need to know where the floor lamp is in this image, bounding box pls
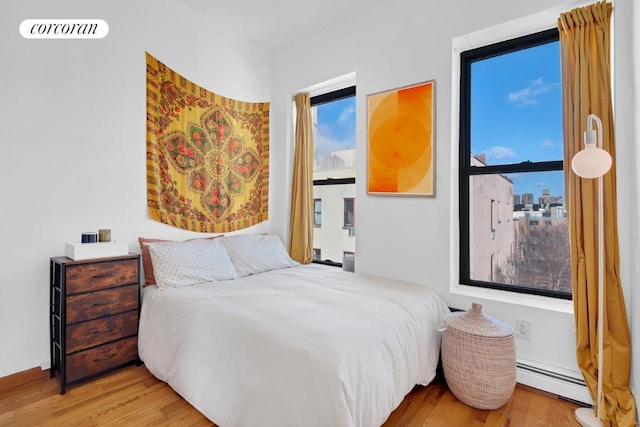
[571,113,612,427]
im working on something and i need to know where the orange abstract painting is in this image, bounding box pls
[367,81,434,196]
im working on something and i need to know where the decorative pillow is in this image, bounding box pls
[221,234,299,277]
[146,238,238,289]
[138,235,221,286]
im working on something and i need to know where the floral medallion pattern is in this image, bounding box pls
[146,53,269,232]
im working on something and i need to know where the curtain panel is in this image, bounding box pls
[558,3,637,425]
[288,93,313,263]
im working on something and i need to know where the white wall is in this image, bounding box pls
[2,0,637,407]
[271,0,637,402]
[0,0,272,377]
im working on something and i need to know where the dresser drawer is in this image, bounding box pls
[66,285,138,324]
[65,259,138,294]
[66,336,138,383]
[66,310,138,354]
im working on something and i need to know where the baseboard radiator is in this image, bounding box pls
[516,361,592,405]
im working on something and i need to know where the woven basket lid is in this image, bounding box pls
[444,303,513,337]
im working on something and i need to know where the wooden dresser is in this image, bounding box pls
[50,254,140,394]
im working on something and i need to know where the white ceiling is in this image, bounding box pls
[175,0,389,51]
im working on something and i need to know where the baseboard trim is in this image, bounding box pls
[40,356,51,371]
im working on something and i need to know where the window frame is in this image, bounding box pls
[458,27,570,300]
[310,85,356,268]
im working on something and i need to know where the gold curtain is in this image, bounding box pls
[288,93,313,263]
[559,3,637,425]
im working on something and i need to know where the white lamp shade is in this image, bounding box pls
[571,144,612,179]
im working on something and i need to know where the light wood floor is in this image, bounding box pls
[0,364,582,426]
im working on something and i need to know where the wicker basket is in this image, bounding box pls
[441,302,516,410]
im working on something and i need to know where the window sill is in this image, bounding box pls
[450,282,574,314]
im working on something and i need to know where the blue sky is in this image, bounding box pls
[314,97,356,158]
[471,41,564,201]
[314,41,563,202]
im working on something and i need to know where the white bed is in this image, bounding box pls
[139,263,450,427]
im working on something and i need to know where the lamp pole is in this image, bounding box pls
[573,114,611,427]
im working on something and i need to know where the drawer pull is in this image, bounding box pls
[93,353,116,362]
[92,299,116,306]
[92,326,116,334]
[92,272,116,279]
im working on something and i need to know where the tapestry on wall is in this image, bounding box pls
[146,52,269,232]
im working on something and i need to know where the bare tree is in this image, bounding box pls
[496,219,571,293]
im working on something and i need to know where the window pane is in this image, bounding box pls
[469,171,571,293]
[313,183,355,262]
[312,97,356,180]
[470,41,562,166]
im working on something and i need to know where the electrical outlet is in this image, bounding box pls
[515,319,531,340]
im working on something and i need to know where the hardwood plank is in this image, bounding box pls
[0,365,582,426]
[0,367,47,393]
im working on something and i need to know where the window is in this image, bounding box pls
[343,198,355,237]
[459,28,571,299]
[311,86,356,266]
[490,199,496,240]
[314,199,322,227]
[343,198,355,228]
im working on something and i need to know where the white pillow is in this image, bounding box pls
[222,234,299,277]
[147,238,238,289]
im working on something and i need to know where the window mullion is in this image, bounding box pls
[468,161,564,175]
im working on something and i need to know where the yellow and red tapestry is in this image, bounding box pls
[146,52,269,232]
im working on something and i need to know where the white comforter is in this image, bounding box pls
[138,264,450,427]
